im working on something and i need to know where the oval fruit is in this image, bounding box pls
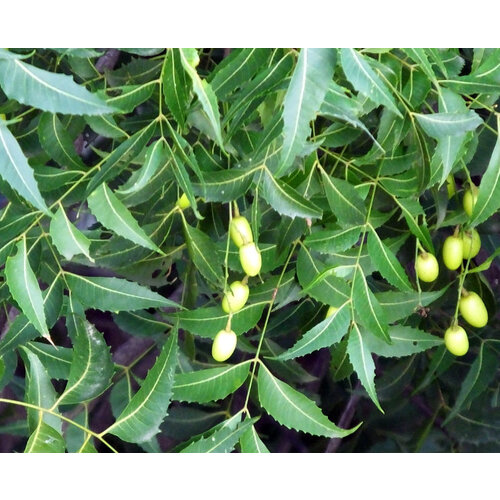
[415,252,439,282]
[463,185,478,217]
[325,306,338,318]
[462,229,481,260]
[446,175,456,199]
[459,291,488,328]
[230,216,253,248]
[442,235,463,271]
[211,329,237,362]
[222,281,249,313]
[444,325,469,356]
[239,242,262,277]
[176,193,191,210]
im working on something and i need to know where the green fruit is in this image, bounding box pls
[446,175,456,199]
[325,306,338,318]
[442,235,463,271]
[415,252,439,282]
[222,281,249,313]
[176,193,191,210]
[239,242,262,277]
[444,325,469,356]
[463,185,478,217]
[459,291,488,328]
[211,329,237,362]
[230,216,253,248]
[462,229,481,259]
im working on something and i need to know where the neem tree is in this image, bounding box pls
[0,48,499,453]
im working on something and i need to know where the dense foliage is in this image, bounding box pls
[0,48,499,453]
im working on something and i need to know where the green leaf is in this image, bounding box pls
[183,223,225,287]
[38,112,86,170]
[0,58,114,115]
[352,265,389,343]
[88,183,163,254]
[396,197,434,253]
[262,168,322,219]
[5,238,50,339]
[239,423,270,453]
[107,331,178,443]
[441,76,500,94]
[347,323,383,412]
[340,48,402,117]
[367,227,412,291]
[179,48,224,148]
[444,344,499,425]
[57,296,114,405]
[471,115,500,226]
[257,363,360,437]
[278,48,336,176]
[163,48,190,127]
[105,82,155,113]
[415,111,482,139]
[25,342,72,380]
[0,123,50,215]
[320,169,366,226]
[173,302,267,339]
[65,273,179,312]
[24,421,65,453]
[304,226,362,255]
[172,360,251,403]
[365,324,443,358]
[85,114,128,139]
[50,206,93,262]
[271,301,350,361]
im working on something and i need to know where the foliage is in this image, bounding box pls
[0,48,499,453]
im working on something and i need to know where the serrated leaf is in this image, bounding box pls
[0,123,50,215]
[471,115,500,226]
[262,168,322,219]
[304,226,362,255]
[173,302,267,339]
[183,223,225,287]
[271,301,350,361]
[415,111,482,139]
[0,58,114,115]
[278,48,336,176]
[50,206,93,262]
[396,197,434,253]
[352,265,389,343]
[24,421,65,453]
[25,342,72,380]
[5,238,50,339]
[444,344,499,425]
[441,76,500,94]
[107,331,178,443]
[320,170,366,226]
[179,48,224,148]
[340,48,402,117]
[367,227,412,291]
[57,296,114,405]
[239,423,270,453]
[347,323,383,412]
[85,114,127,139]
[38,112,86,170]
[65,273,179,312]
[172,360,251,403]
[106,82,155,113]
[88,182,163,254]
[163,48,190,127]
[257,363,360,437]
[365,324,442,358]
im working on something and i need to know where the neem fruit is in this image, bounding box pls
[325,306,339,318]
[444,325,469,356]
[230,216,253,248]
[212,329,237,362]
[222,281,249,313]
[239,242,262,277]
[176,193,191,210]
[461,229,481,260]
[442,235,463,271]
[463,184,478,217]
[459,290,488,328]
[415,252,439,282]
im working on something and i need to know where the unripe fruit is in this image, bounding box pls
[176,193,191,210]
[444,325,469,356]
[325,306,338,318]
[415,252,439,282]
[446,175,456,199]
[459,291,488,328]
[239,242,262,277]
[463,185,478,217]
[229,216,253,248]
[211,329,237,362]
[461,229,481,260]
[442,235,463,271]
[222,281,249,313]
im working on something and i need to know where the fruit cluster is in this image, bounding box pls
[414,184,488,357]
[212,213,261,362]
